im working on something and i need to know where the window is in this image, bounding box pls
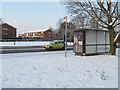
[55,42,57,44]
[2,32,8,35]
[3,28,8,30]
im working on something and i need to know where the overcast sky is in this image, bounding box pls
[2,2,67,35]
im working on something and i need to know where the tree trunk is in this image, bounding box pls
[109,27,116,55]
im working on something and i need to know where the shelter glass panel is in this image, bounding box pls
[86,46,96,54]
[86,31,96,44]
[74,32,83,53]
[97,31,105,44]
[105,32,110,44]
[106,45,110,52]
[97,45,105,52]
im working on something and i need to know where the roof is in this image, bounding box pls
[21,27,53,34]
[74,28,109,32]
[53,40,64,42]
[2,23,16,29]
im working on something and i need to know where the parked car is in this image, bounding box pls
[43,40,65,50]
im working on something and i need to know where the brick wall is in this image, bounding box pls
[2,23,16,39]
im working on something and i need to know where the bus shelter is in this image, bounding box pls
[73,29,110,55]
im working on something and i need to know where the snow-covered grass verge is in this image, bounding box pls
[2,50,118,88]
[0,41,73,47]
[0,41,50,47]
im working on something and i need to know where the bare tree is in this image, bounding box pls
[55,17,77,41]
[62,0,120,55]
[56,18,63,28]
[70,12,89,28]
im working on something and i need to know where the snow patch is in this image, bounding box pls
[2,51,118,88]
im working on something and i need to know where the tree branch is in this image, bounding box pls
[96,0,107,14]
[111,2,118,16]
[111,17,119,26]
[113,22,120,28]
[86,1,109,26]
[93,18,108,28]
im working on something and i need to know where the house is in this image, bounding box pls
[19,27,54,40]
[1,23,17,39]
[43,29,54,40]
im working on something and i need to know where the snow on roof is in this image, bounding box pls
[74,28,109,32]
[21,27,53,34]
[3,23,16,29]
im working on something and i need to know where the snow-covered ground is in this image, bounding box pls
[0,41,50,46]
[0,41,73,47]
[2,50,118,88]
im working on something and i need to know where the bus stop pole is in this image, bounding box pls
[65,16,67,57]
[70,15,72,46]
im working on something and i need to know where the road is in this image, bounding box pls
[0,46,73,54]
